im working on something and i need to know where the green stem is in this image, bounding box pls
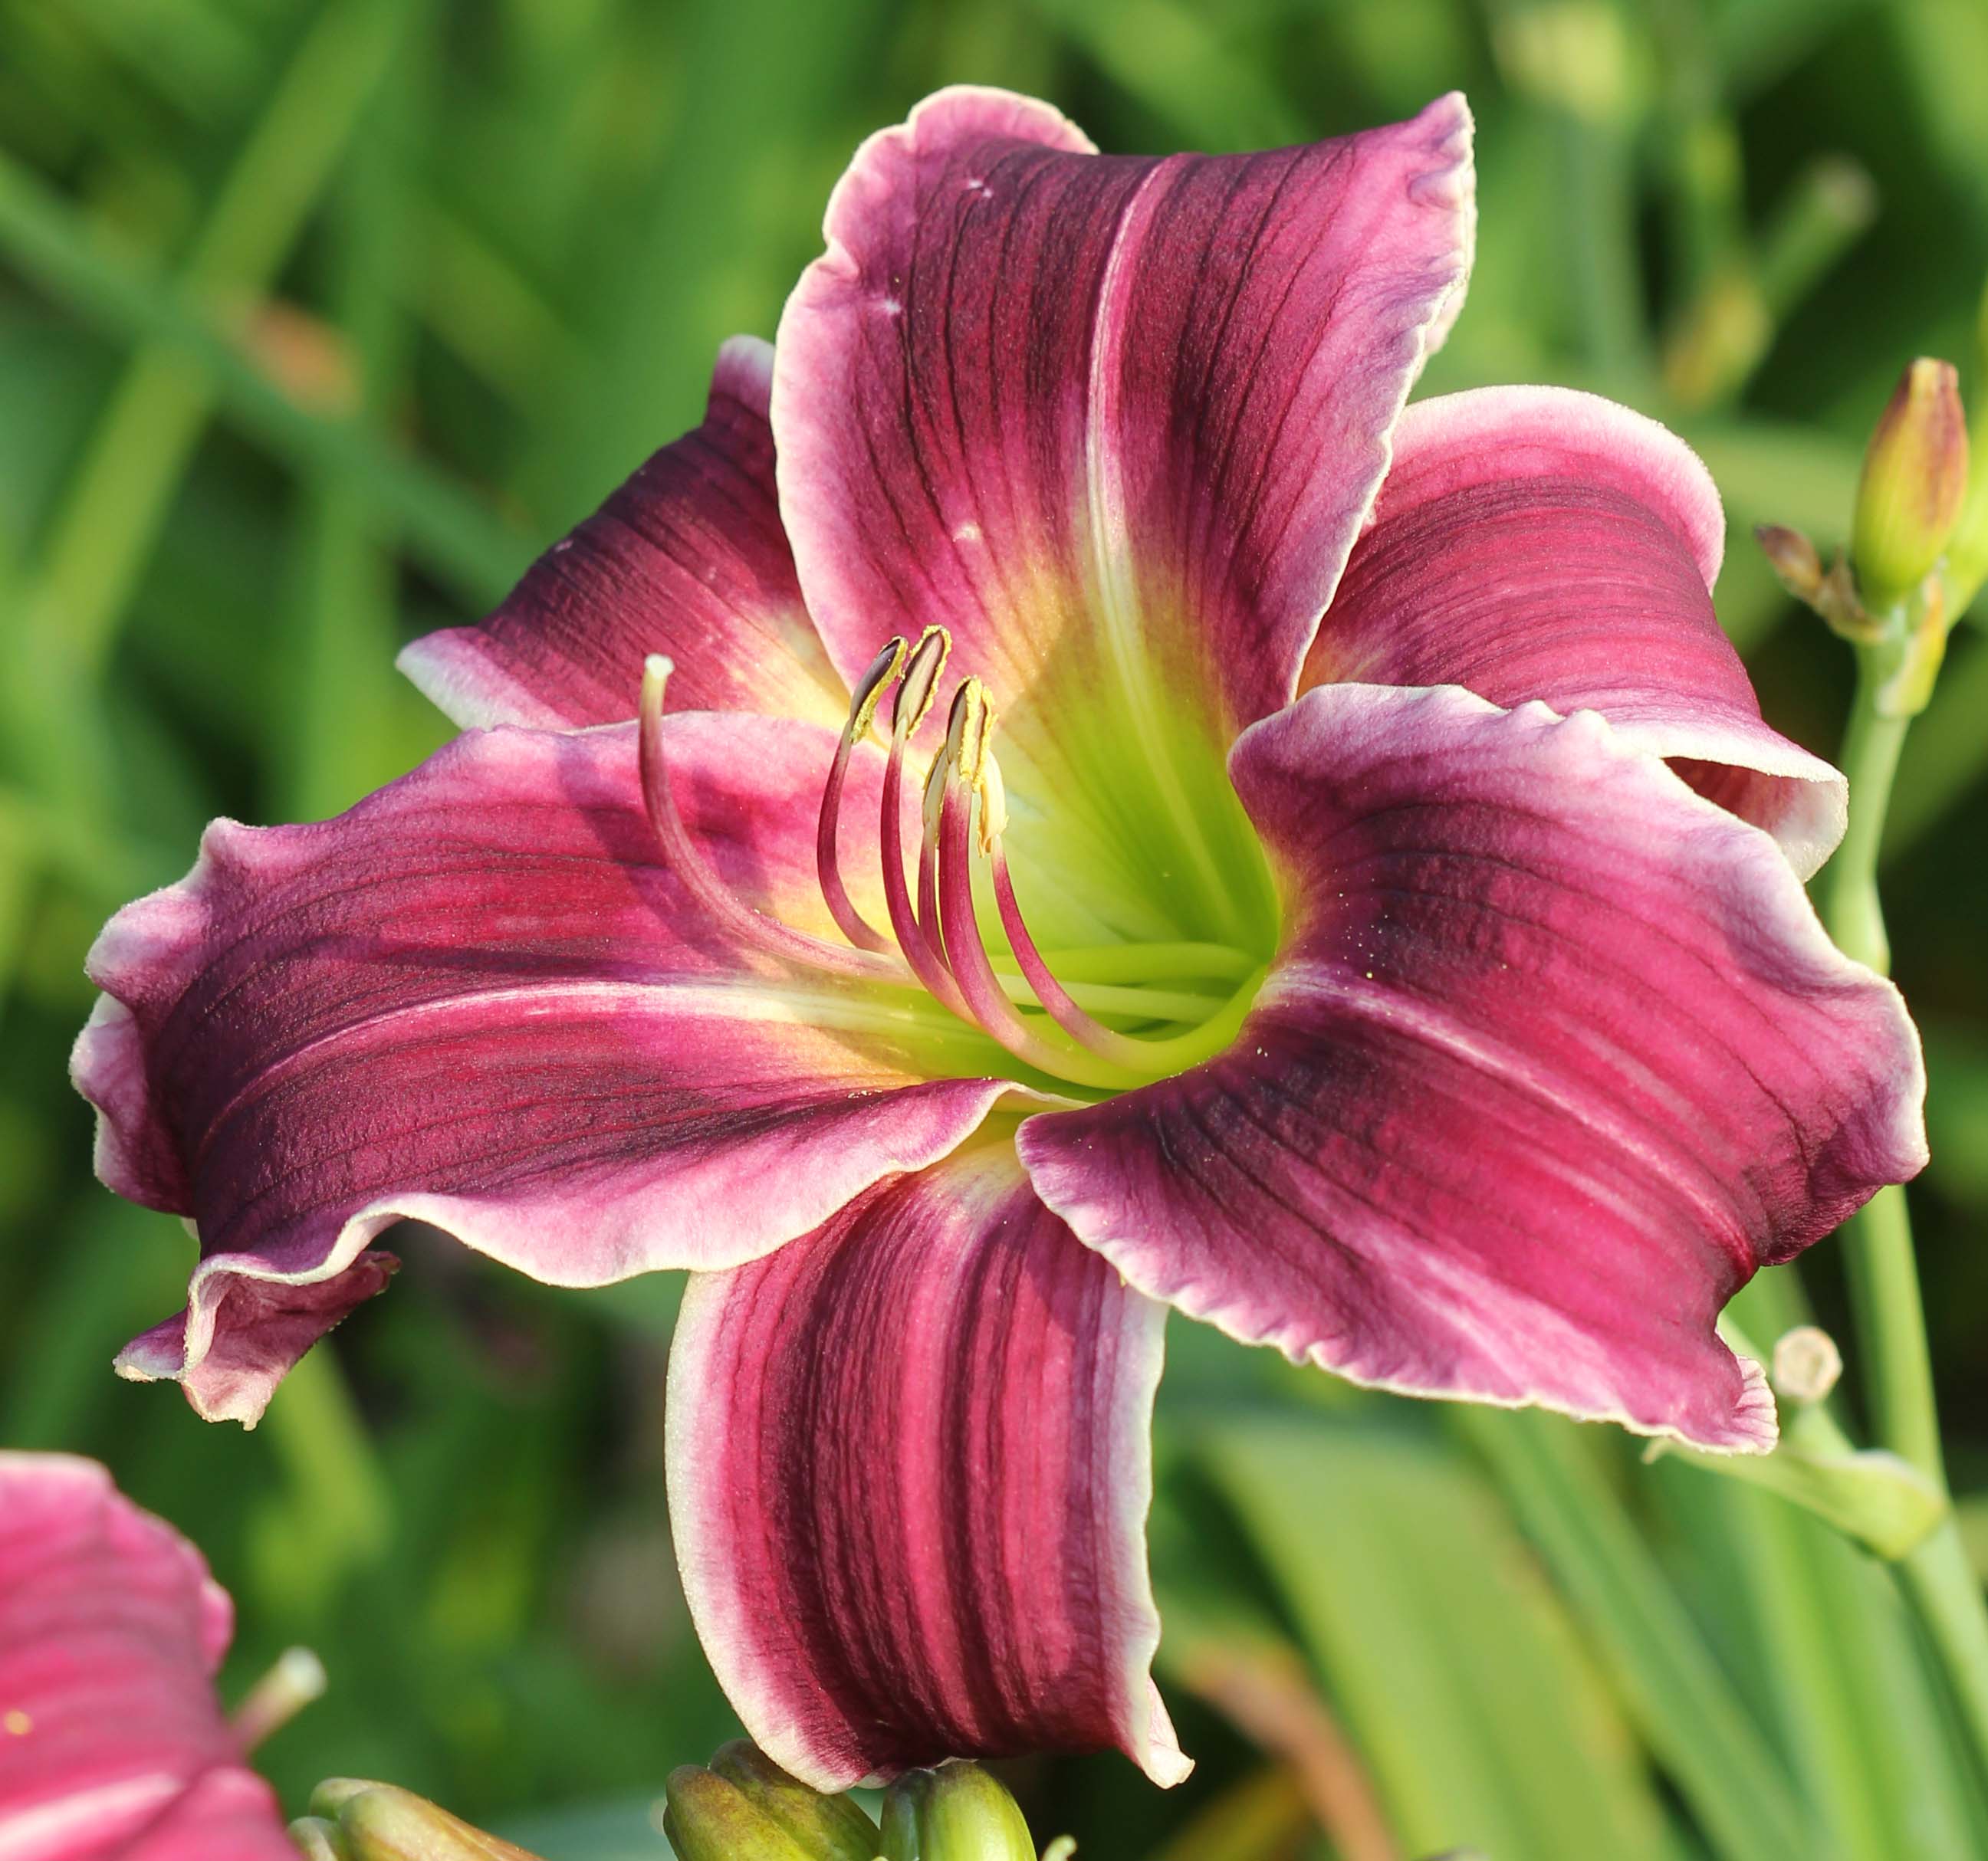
[1817,700,1909,983]
[1817,638,1988,1777]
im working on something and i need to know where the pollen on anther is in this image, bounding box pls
[3,1710,31,1736]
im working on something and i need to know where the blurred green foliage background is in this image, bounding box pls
[2,1,1986,1856]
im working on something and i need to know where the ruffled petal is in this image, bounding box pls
[0,1453,291,1861]
[74,716,1014,1424]
[666,1140,1187,1790]
[774,87,1472,926]
[1020,684,1925,1452]
[400,337,846,731]
[1308,386,1844,876]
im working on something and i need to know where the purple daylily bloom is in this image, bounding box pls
[0,1454,292,1859]
[74,87,1925,1788]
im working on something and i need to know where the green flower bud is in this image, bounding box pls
[708,1739,883,1860]
[880,1762,1040,1861]
[304,1780,543,1860]
[288,1816,354,1860]
[1852,357,1969,609]
[660,1767,818,1861]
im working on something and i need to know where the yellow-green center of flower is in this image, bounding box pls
[638,632,1274,1098]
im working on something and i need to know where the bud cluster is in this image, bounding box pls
[662,1744,1071,1861]
[289,1743,1070,1861]
[1756,355,1980,719]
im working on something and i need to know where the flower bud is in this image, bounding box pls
[881,1762,1039,1861]
[304,1779,544,1860]
[708,1740,883,1860]
[659,1767,818,1861]
[1852,357,1969,608]
[288,1817,353,1861]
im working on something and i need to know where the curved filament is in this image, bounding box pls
[639,656,908,983]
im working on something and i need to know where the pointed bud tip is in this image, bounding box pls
[1854,356,1970,606]
[1754,524,1824,602]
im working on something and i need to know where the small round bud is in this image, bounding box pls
[1771,1325,1843,1404]
[882,1762,1038,1861]
[1852,358,1969,609]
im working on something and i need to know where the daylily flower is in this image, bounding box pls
[74,87,1925,1790]
[0,1452,291,1859]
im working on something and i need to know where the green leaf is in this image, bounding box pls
[1193,1413,1675,1861]
[1454,1407,1815,1861]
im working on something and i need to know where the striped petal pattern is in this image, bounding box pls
[1020,684,1924,1451]
[76,716,1010,1424]
[1303,386,1844,875]
[667,1141,1187,1789]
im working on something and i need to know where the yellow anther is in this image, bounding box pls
[895,626,952,736]
[846,637,909,742]
[945,677,993,786]
[976,748,1008,855]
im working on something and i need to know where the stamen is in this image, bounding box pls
[639,657,907,982]
[982,759,1186,1066]
[918,749,948,957]
[934,684,1140,1091]
[816,636,905,954]
[877,632,974,1019]
[955,688,1270,1085]
[895,624,951,735]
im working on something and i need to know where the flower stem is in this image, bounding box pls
[1815,657,1936,1480]
[1816,701,1909,983]
[1818,633,1988,1775]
